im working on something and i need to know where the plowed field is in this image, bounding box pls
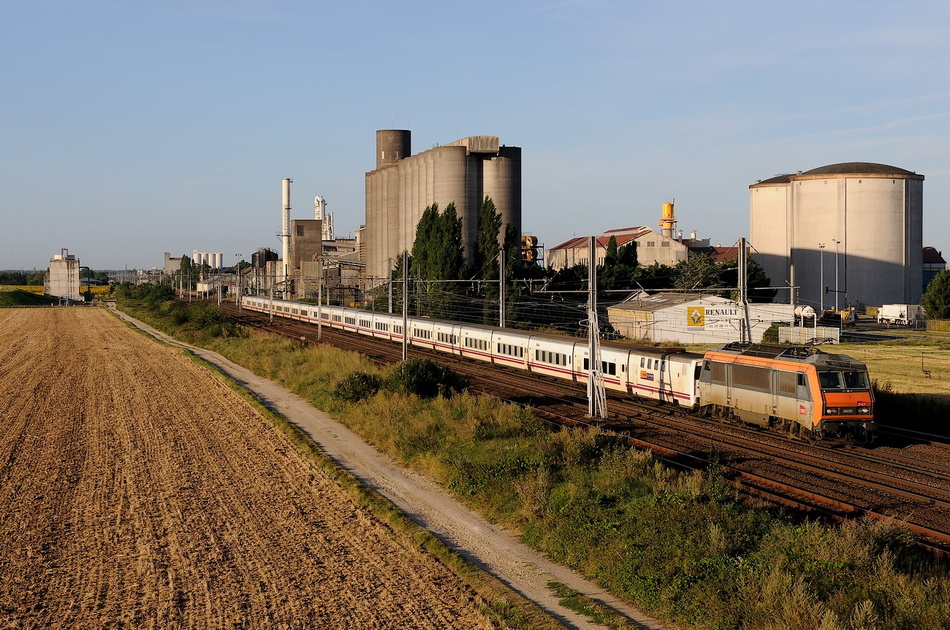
[0,308,490,629]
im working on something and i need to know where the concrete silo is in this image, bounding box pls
[364,130,522,284]
[750,162,924,309]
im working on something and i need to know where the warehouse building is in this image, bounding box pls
[607,291,795,344]
[749,162,923,309]
[364,130,521,285]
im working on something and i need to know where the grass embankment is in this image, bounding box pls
[118,298,950,630]
[836,336,950,433]
[0,288,58,307]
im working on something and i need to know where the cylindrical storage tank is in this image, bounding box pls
[376,130,411,169]
[750,162,923,308]
[482,145,522,247]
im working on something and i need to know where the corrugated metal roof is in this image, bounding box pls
[608,291,710,313]
[548,228,648,252]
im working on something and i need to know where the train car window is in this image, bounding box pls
[710,361,726,383]
[818,371,843,389]
[777,371,797,395]
[844,371,869,389]
[733,364,770,390]
[640,357,646,368]
[602,362,616,376]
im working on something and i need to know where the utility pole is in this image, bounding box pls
[832,238,841,312]
[818,243,825,313]
[587,236,606,420]
[402,251,408,362]
[499,248,506,328]
[317,257,322,340]
[236,254,243,313]
[738,237,751,343]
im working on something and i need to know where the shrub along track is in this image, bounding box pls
[223,303,950,552]
[0,307,496,629]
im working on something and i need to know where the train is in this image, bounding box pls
[241,295,876,442]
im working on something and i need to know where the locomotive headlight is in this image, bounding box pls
[858,407,871,415]
[825,407,839,415]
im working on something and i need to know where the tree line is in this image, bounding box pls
[385,196,776,334]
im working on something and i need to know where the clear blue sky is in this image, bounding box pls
[3,0,949,272]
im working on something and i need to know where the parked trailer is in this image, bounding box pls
[877,304,922,326]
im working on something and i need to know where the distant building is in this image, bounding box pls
[289,218,322,274]
[606,290,794,344]
[923,246,947,291]
[45,249,81,300]
[750,162,924,308]
[547,227,689,271]
[163,252,183,275]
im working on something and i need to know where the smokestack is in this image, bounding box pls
[282,178,292,283]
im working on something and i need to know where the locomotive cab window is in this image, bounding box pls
[818,371,844,390]
[844,371,869,389]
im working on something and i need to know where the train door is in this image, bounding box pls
[573,346,590,383]
[657,356,673,403]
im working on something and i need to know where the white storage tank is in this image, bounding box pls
[750,162,923,309]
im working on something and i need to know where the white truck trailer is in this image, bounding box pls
[877,304,922,325]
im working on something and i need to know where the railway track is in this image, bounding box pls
[219,301,950,552]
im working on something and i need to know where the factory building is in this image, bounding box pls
[45,249,81,301]
[364,130,522,284]
[547,227,690,271]
[163,252,183,275]
[547,203,711,271]
[750,162,923,309]
[289,218,323,274]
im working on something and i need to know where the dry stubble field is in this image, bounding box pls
[0,307,491,629]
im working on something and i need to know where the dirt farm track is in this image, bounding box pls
[0,307,491,629]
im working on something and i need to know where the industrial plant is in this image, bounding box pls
[132,128,949,347]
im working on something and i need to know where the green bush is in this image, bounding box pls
[334,371,384,402]
[761,323,782,343]
[385,358,467,398]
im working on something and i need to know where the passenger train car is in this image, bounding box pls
[240,296,875,441]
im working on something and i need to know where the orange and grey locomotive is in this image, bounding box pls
[698,342,875,441]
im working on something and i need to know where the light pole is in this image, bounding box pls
[818,243,825,313]
[235,254,243,312]
[832,239,841,312]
